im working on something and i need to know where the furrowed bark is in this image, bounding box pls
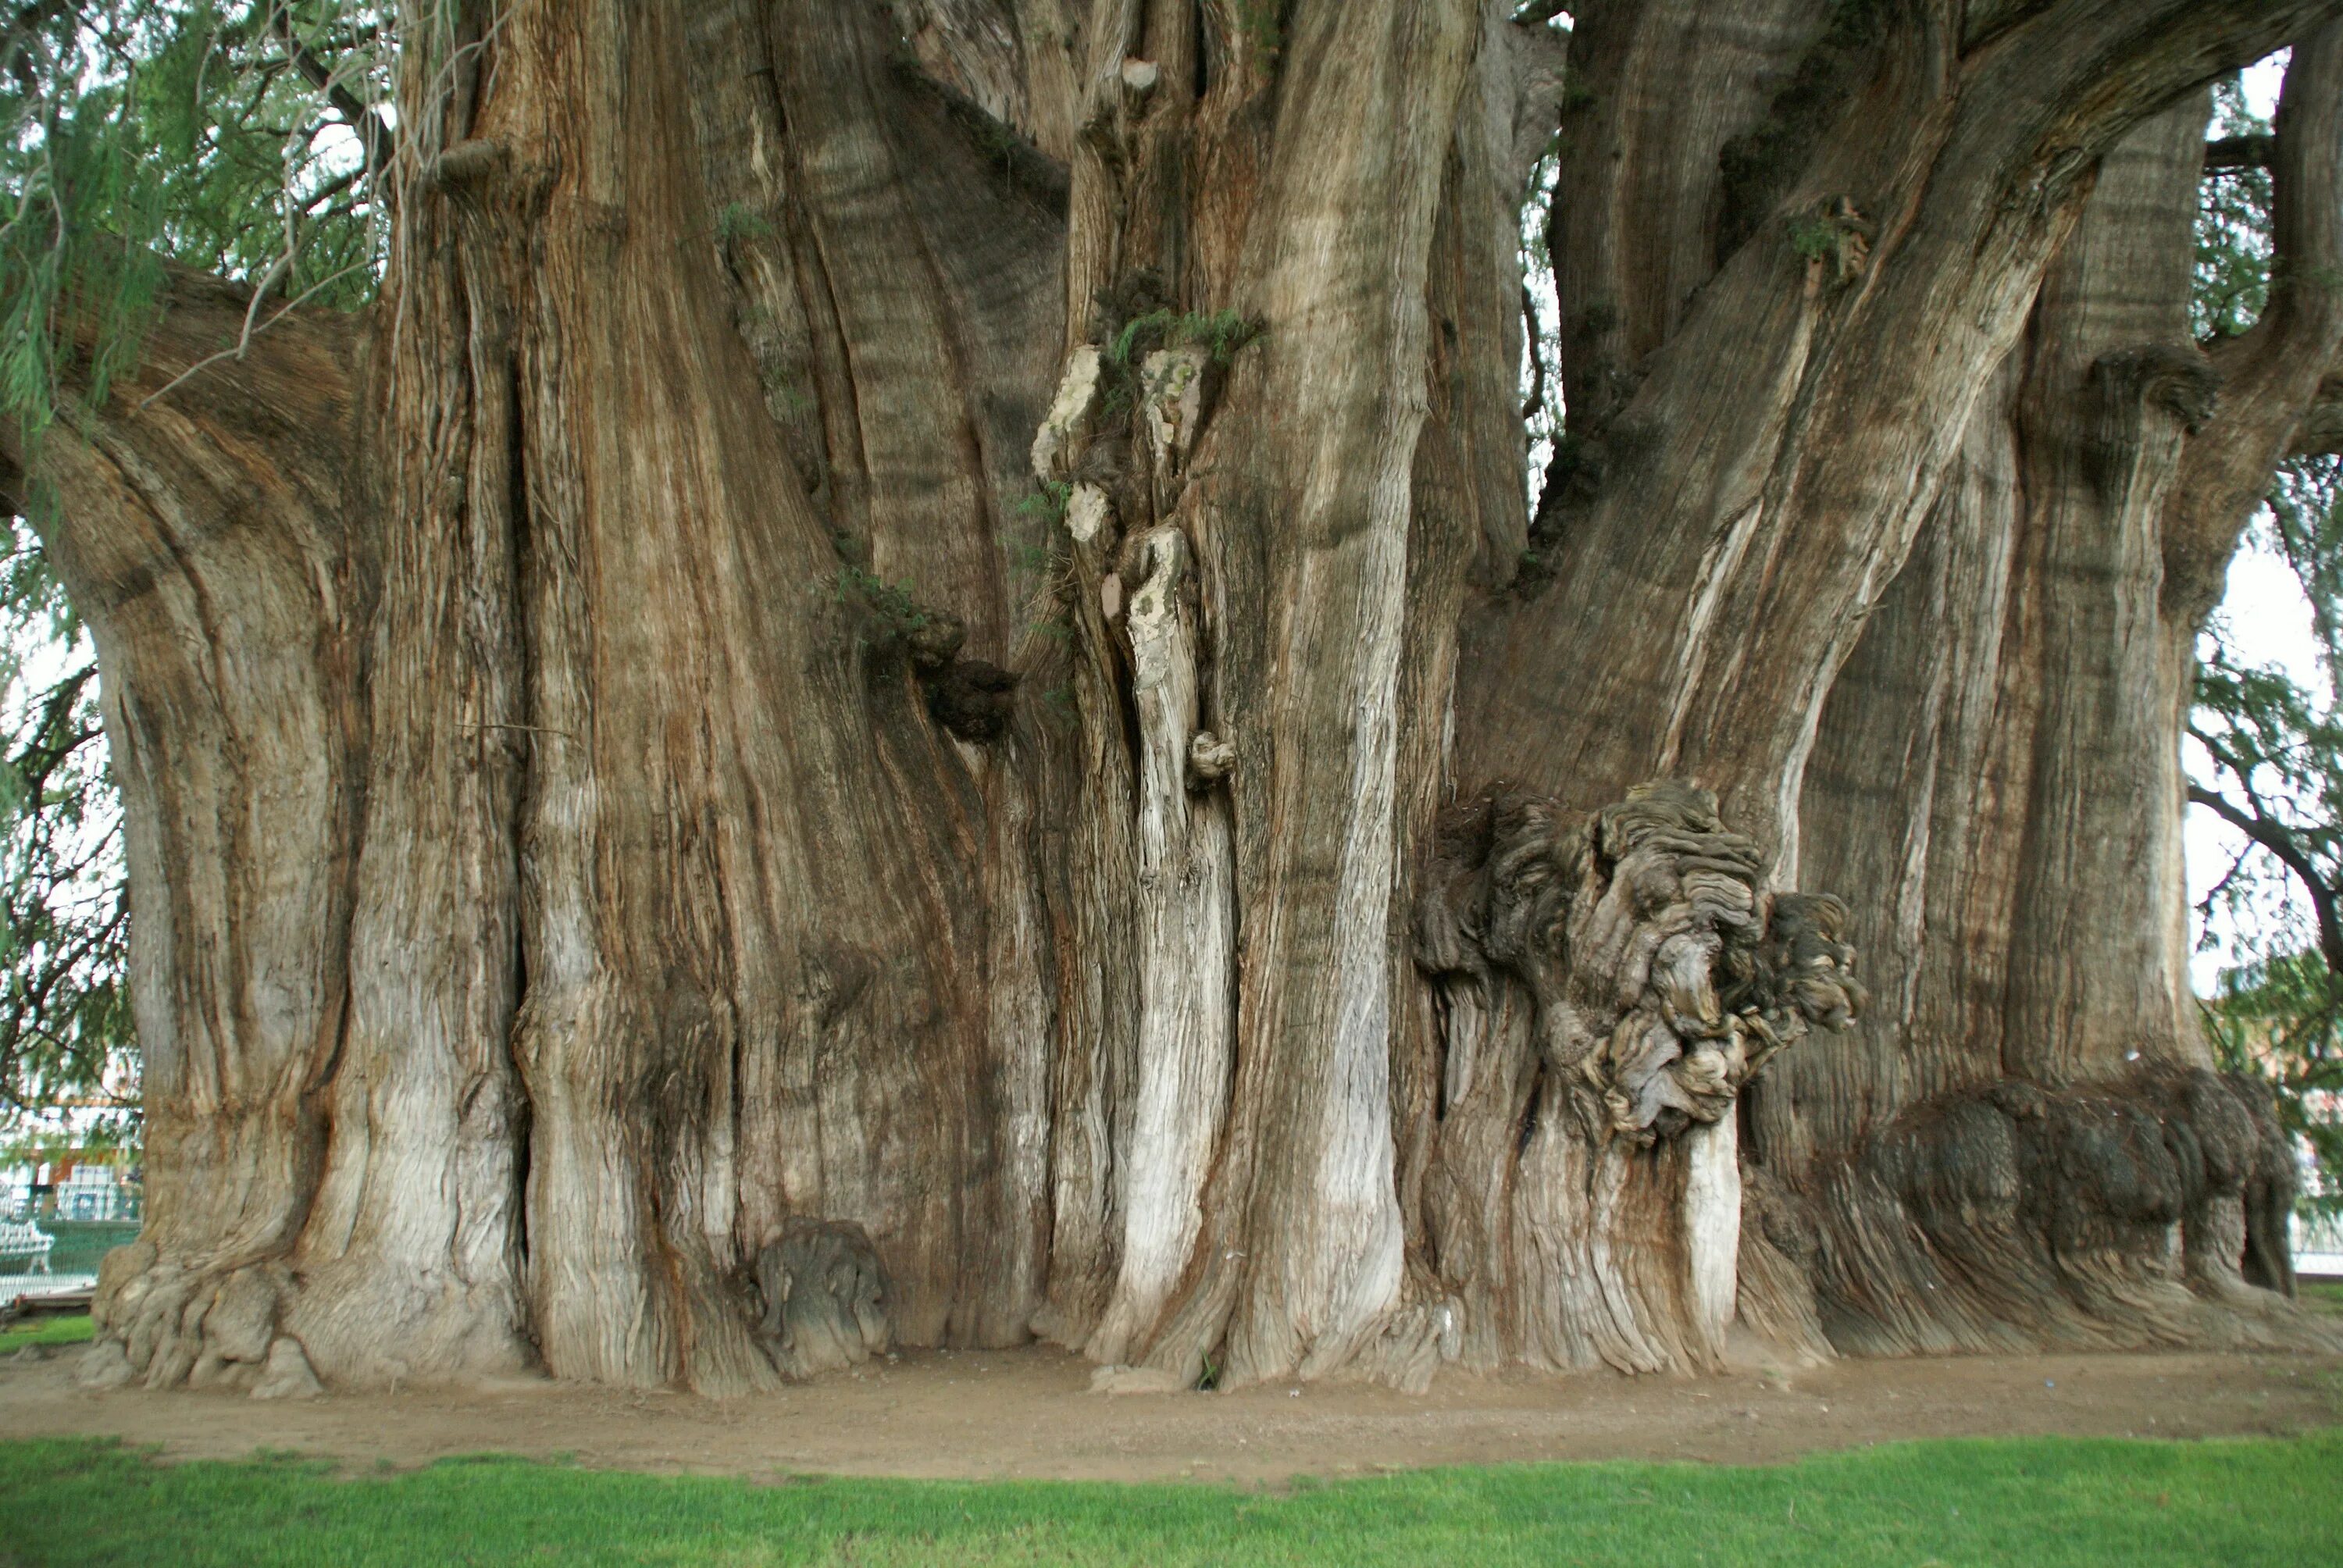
[1996,103,2214,1086]
[282,12,535,1388]
[42,0,2343,1397]
[1464,0,2335,864]
[1779,102,2234,1353]
[1082,524,1232,1366]
[1753,355,2027,1188]
[1462,0,2342,1366]
[1772,59,2343,1356]
[487,0,1065,1388]
[9,273,367,1393]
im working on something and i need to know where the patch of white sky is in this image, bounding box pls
[2185,51,2323,992]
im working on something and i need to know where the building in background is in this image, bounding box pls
[2,1151,137,1221]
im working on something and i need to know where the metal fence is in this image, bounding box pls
[2295,1209,2343,1269]
[2,1217,141,1301]
[2,1177,141,1225]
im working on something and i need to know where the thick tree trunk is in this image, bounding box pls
[16,0,2343,1397]
[22,276,369,1393]
[1769,41,2343,1356]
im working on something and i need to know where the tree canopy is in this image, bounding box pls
[2188,69,2343,1215]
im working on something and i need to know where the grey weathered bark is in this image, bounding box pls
[11,0,2341,1397]
[1770,28,2343,1355]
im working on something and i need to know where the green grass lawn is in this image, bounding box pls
[0,1313,89,1353]
[2305,1280,2343,1315]
[0,1431,2337,1567]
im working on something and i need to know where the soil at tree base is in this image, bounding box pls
[0,1346,2332,1484]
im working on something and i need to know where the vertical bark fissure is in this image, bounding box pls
[1777,76,2343,1356]
[51,0,2343,1399]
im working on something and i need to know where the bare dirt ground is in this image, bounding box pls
[1,1342,2334,1484]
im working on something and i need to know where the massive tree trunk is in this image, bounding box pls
[12,0,2343,1396]
[1767,30,2343,1355]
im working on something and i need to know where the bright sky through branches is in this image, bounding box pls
[2184,52,2329,992]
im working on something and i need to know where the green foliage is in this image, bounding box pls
[2191,481,2343,1214]
[3,1432,2343,1566]
[831,567,935,648]
[1014,479,1072,525]
[716,201,775,244]
[833,566,925,622]
[2205,952,2342,1217]
[2,2,392,442]
[2195,75,2273,341]
[1105,308,1262,369]
[1235,1,1282,64]
[0,521,130,1148]
[1786,215,1836,260]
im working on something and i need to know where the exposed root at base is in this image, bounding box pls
[1789,1065,2338,1357]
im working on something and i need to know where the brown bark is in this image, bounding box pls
[1767,35,2343,1356]
[14,273,368,1392]
[21,0,2343,1397]
[1464,0,2332,862]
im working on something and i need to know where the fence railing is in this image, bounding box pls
[2,1188,141,1225]
[2295,1210,2343,1260]
[2,1217,143,1300]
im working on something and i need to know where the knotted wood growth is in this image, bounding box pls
[1412,782,1862,1375]
[20,0,2340,1400]
[1802,1067,2335,1355]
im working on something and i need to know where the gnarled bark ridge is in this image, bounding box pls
[1410,783,1860,1380]
[9,0,2340,1397]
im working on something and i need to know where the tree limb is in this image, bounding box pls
[2163,21,2343,630]
[2190,782,2343,975]
[2288,370,2343,454]
[2206,132,2276,172]
[137,257,372,409]
[1521,284,1547,422]
[265,3,394,180]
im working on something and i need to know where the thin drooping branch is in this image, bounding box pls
[265,2,394,179]
[135,257,376,409]
[2188,782,2343,975]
